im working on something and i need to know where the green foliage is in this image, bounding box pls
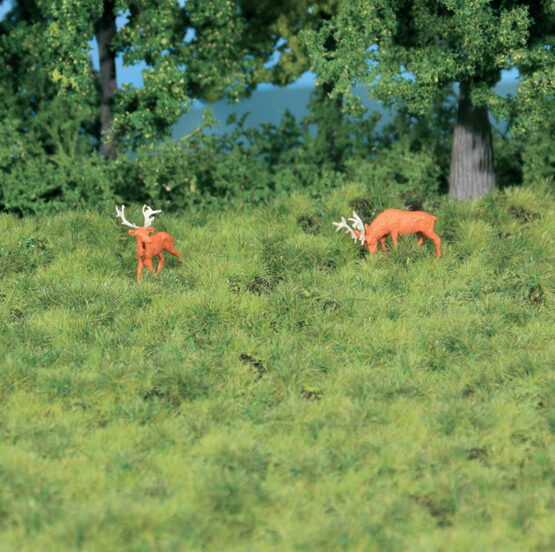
[304,0,554,198]
[0,4,100,186]
[108,107,354,211]
[520,110,555,185]
[346,145,441,212]
[493,97,555,189]
[1,94,537,216]
[1,79,549,217]
[0,150,114,215]
[0,182,553,550]
[228,1,346,88]
[1,0,303,151]
[108,109,293,210]
[304,1,551,119]
[0,0,552,207]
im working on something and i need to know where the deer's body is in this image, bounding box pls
[116,205,181,282]
[363,209,441,256]
[334,208,441,257]
[130,227,181,283]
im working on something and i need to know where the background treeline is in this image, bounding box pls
[0,1,553,214]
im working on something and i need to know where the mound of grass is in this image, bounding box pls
[1,182,553,551]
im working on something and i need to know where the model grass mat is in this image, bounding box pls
[0,183,553,551]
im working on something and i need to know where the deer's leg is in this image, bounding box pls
[417,232,425,246]
[156,253,165,274]
[137,260,144,283]
[380,237,387,251]
[423,230,442,257]
[165,245,181,263]
[391,232,399,247]
[145,258,156,275]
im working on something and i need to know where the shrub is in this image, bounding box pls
[1,154,114,215]
[1,91,549,216]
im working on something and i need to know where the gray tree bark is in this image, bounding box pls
[449,82,496,199]
[94,0,118,160]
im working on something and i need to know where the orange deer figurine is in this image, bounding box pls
[333,209,441,257]
[116,204,181,282]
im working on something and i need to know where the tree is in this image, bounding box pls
[94,0,118,159]
[0,0,290,159]
[44,0,286,156]
[304,0,554,199]
[1,1,351,163]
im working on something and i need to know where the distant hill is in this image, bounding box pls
[171,81,518,139]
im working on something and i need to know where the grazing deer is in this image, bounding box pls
[116,204,181,282]
[333,209,441,257]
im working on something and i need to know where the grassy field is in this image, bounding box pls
[1,181,553,551]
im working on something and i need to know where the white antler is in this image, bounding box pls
[142,205,161,228]
[348,211,365,244]
[116,205,139,229]
[332,216,359,243]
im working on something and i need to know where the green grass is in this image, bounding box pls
[1,182,553,551]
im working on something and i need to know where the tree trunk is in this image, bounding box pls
[319,82,344,168]
[449,82,496,199]
[312,20,344,169]
[94,0,118,160]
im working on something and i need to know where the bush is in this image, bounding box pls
[345,142,442,213]
[521,119,554,186]
[1,92,550,216]
[0,154,114,215]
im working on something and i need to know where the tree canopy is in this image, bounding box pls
[45,0,283,152]
[0,1,352,156]
[304,0,554,198]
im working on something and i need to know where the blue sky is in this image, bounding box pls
[0,0,517,92]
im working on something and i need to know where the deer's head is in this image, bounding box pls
[332,211,366,245]
[116,204,161,246]
[129,226,155,245]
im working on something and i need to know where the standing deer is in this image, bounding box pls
[116,204,181,282]
[333,209,441,257]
